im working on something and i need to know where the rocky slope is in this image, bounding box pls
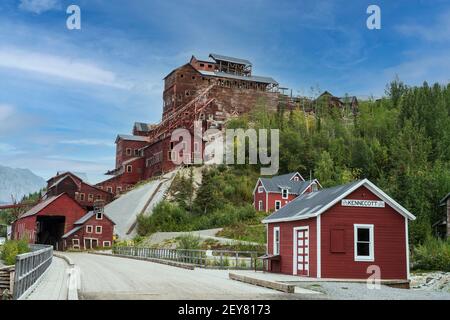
[0,165,46,203]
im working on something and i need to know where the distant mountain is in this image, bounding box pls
[0,165,46,204]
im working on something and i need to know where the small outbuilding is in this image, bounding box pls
[262,179,416,281]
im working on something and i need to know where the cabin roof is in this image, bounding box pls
[262,179,416,223]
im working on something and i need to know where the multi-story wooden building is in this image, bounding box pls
[46,172,113,210]
[96,53,281,194]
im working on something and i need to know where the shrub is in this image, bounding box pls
[177,234,201,250]
[1,240,30,266]
[412,237,450,271]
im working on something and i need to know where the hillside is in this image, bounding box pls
[0,165,46,203]
[136,80,450,250]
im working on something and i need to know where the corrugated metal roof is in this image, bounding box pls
[259,172,314,195]
[209,53,252,66]
[19,194,65,219]
[74,211,95,225]
[263,180,362,222]
[116,134,148,142]
[62,226,83,239]
[197,70,278,85]
[134,122,156,132]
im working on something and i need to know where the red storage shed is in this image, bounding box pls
[262,179,416,281]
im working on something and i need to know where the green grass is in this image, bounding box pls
[217,223,266,244]
[412,237,450,271]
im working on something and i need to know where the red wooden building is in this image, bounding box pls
[46,172,113,210]
[262,179,416,281]
[12,193,115,251]
[253,172,321,212]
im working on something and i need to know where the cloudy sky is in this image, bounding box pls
[0,0,449,183]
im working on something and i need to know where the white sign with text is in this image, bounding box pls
[342,199,385,208]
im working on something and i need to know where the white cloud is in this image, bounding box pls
[396,10,450,42]
[60,139,115,147]
[0,104,15,122]
[19,0,61,14]
[0,47,131,89]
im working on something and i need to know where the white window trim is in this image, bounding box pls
[354,224,374,262]
[258,200,263,211]
[275,200,281,211]
[72,239,80,249]
[273,227,280,255]
[103,241,111,247]
[126,165,133,173]
[282,188,289,199]
[258,186,264,193]
[96,212,103,220]
[86,225,93,233]
[95,226,103,234]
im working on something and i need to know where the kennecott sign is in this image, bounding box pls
[341,199,385,208]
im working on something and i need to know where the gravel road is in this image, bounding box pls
[65,253,322,300]
[294,281,450,300]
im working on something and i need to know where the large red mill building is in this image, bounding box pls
[96,53,282,194]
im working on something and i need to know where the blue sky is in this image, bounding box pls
[0,0,449,183]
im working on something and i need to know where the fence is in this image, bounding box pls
[13,244,53,300]
[113,246,264,270]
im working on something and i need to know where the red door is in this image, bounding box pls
[295,228,309,276]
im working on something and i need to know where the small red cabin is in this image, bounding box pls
[253,172,321,212]
[262,179,416,281]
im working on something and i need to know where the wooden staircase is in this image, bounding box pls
[0,266,14,296]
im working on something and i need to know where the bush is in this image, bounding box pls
[412,237,450,271]
[177,234,201,250]
[1,240,30,266]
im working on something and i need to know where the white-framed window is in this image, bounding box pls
[95,226,102,234]
[126,165,132,173]
[96,211,103,220]
[258,186,264,193]
[275,201,281,210]
[134,149,140,156]
[354,224,374,262]
[72,239,80,249]
[258,200,263,211]
[293,176,299,181]
[79,193,85,201]
[126,148,132,156]
[311,183,318,192]
[88,194,94,202]
[282,188,289,199]
[106,187,113,193]
[86,225,93,233]
[103,241,111,247]
[273,227,280,255]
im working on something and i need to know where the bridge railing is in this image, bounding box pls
[13,244,53,300]
[112,246,264,270]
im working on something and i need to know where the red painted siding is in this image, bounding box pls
[64,214,115,250]
[266,185,408,280]
[267,217,318,277]
[320,186,407,280]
